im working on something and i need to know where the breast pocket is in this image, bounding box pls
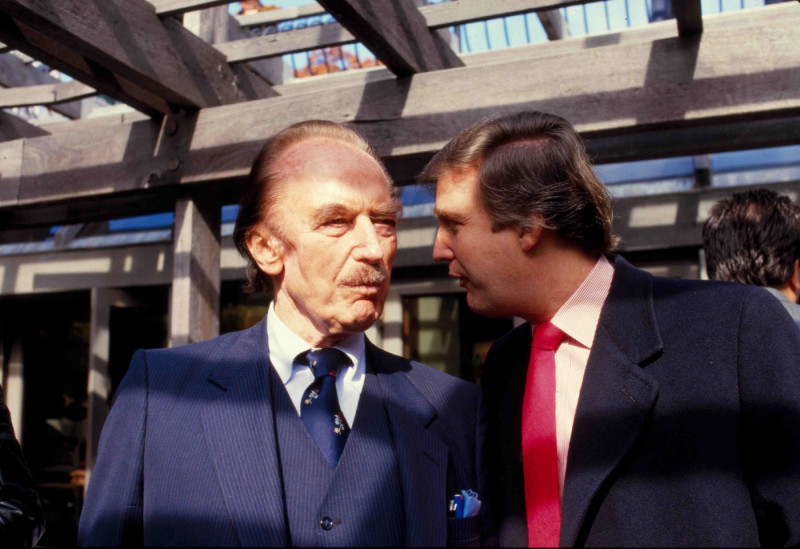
[447,515,481,547]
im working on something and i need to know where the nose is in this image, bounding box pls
[353,217,385,263]
[432,227,454,262]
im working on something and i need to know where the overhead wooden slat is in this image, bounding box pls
[217,22,355,64]
[316,0,463,76]
[0,3,797,228]
[148,0,231,17]
[419,0,602,28]
[0,80,96,109]
[235,3,327,27]
[0,53,85,119]
[222,0,601,67]
[673,0,703,35]
[0,0,272,116]
[0,109,49,141]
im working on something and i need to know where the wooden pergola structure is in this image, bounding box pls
[0,0,798,504]
[0,0,797,339]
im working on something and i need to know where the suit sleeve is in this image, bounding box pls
[736,290,800,547]
[78,350,148,547]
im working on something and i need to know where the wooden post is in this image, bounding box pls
[170,191,221,347]
[5,337,24,440]
[84,287,111,490]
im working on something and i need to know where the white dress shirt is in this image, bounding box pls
[266,302,366,426]
[531,255,614,497]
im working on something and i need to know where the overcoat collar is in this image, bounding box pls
[201,320,447,547]
[560,256,662,547]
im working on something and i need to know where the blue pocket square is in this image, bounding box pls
[449,489,481,518]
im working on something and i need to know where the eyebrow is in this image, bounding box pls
[433,206,461,222]
[312,201,401,226]
[312,204,355,226]
[371,200,402,218]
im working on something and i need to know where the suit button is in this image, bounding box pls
[320,517,335,530]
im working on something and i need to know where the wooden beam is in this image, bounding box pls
[223,11,288,86]
[0,80,96,109]
[419,0,602,29]
[217,22,355,64]
[583,117,800,164]
[0,109,48,141]
[235,3,326,28]
[221,0,601,66]
[148,0,231,17]
[0,52,84,119]
[315,0,463,76]
[182,7,280,93]
[0,0,271,116]
[0,4,797,227]
[673,0,703,35]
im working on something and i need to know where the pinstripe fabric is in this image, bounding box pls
[273,368,404,546]
[545,255,614,495]
[78,318,485,547]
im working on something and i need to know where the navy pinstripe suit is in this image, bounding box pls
[78,318,485,547]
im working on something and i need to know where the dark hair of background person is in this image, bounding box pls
[233,120,394,293]
[703,188,800,287]
[418,110,619,255]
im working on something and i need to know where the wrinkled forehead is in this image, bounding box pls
[268,138,398,216]
[278,137,391,189]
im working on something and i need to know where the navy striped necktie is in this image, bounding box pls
[297,348,352,468]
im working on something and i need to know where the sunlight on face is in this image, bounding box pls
[268,138,400,344]
[433,167,523,318]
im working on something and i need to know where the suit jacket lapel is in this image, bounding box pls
[201,319,289,547]
[560,257,661,547]
[369,342,449,548]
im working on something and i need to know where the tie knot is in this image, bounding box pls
[532,322,564,351]
[302,348,352,379]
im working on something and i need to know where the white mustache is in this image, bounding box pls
[340,264,388,286]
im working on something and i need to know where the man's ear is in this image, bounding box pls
[519,216,544,252]
[246,229,285,277]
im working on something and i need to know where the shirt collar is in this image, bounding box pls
[547,255,615,349]
[266,301,366,385]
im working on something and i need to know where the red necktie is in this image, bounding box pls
[522,321,564,547]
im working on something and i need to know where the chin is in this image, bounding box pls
[465,294,505,318]
[339,308,381,333]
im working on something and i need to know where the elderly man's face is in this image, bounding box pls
[250,138,399,344]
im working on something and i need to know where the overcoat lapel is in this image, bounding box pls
[201,320,289,547]
[560,257,661,547]
[370,343,449,547]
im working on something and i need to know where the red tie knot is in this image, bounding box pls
[532,321,564,351]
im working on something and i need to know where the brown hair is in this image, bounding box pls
[233,120,393,293]
[703,188,800,287]
[419,111,618,254]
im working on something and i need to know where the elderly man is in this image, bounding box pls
[703,188,800,330]
[79,120,484,547]
[422,111,800,547]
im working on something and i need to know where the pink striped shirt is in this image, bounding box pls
[531,255,614,497]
